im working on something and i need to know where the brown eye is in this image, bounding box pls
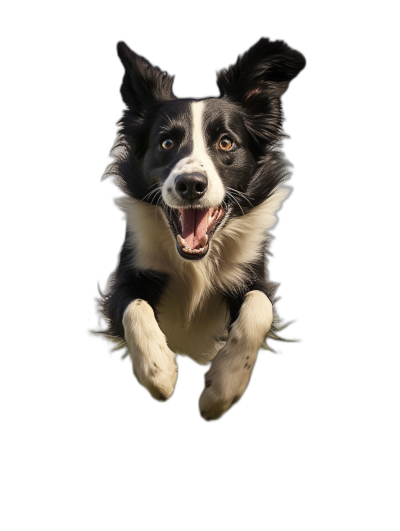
[162,139,174,150]
[219,137,233,150]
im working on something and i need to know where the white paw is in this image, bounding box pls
[132,343,177,401]
[199,342,257,420]
[123,299,178,401]
[199,290,272,420]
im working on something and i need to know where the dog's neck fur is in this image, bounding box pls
[117,186,289,323]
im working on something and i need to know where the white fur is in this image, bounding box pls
[122,299,178,400]
[199,290,273,420]
[162,100,225,208]
[117,186,289,362]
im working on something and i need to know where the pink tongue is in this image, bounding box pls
[181,209,209,249]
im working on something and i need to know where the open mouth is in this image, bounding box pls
[171,207,225,260]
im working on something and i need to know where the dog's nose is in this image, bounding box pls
[175,172,208,200]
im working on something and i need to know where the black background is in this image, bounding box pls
[34,9,348,474]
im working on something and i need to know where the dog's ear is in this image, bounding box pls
[117,41,175,113]
[217,38,305,112]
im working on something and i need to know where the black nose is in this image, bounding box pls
[175,172,208,200]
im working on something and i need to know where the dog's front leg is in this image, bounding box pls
[123,299,177,401]
[199,290,273,420]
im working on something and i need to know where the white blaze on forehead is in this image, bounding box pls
[162,100,225,208]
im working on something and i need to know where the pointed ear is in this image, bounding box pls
[117,41,176,113]
[217,38,305,112]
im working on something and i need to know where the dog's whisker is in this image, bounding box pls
[226,187,253,207]
[150,190,162,206]
[142,191,157,203]
[143,187,162,203]
[154,194,163,222]
[226,192,245,216]
[164,113,173,129]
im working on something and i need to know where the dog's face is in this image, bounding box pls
[139,97,257,260]
[114,40,305,261]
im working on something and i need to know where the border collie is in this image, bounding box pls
[98,38,305,420]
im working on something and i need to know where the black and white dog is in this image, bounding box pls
[99,38,305,420]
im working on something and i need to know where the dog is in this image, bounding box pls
[98,38,305,420]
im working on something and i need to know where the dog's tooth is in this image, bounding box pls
[208,209,218,227]
[181,243,209,255]
[177,234,186,249]
[199,234,208,247]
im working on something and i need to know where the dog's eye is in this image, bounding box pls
[219,137,233,150]
[161,139,174,150]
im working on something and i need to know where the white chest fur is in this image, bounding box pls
[117,187,289,362]
[157,288,229,363]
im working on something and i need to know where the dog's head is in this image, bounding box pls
[112,39,305,261]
